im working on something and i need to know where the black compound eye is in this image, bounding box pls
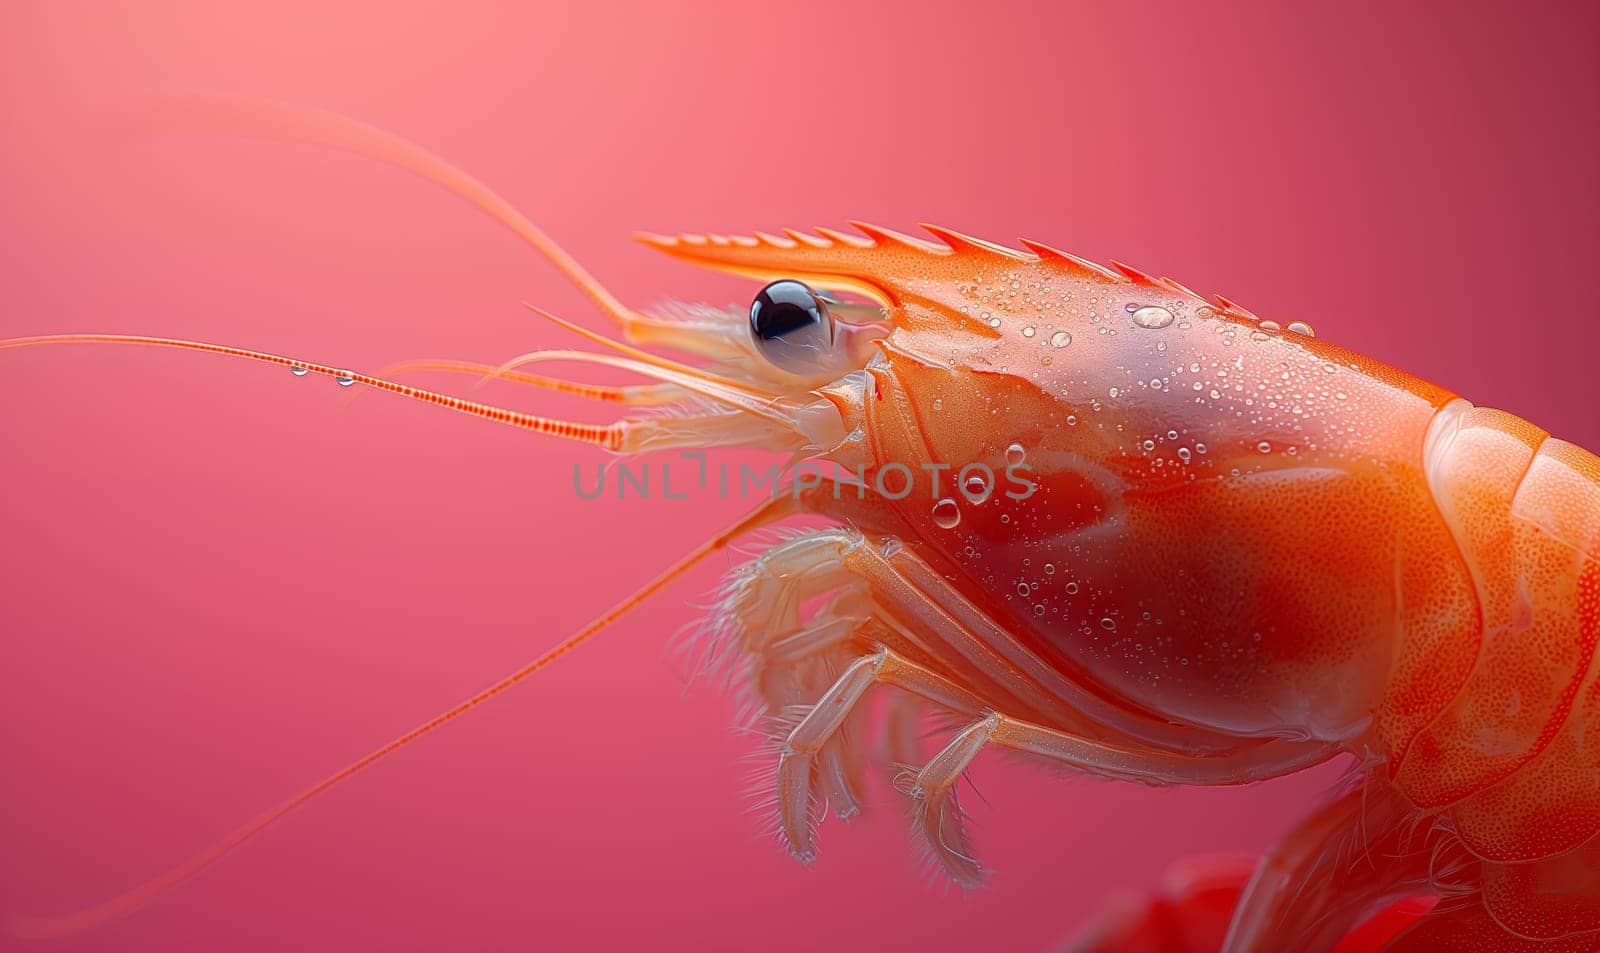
[749,279,835,374]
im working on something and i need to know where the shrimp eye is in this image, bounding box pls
[749,279,835,374]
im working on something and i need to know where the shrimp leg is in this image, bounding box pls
[1216,790,1600,951]
[902,712,1342,888]
[717,527,1335,881]
[1216,785,1434,953]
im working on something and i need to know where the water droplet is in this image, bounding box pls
[933,397,944,411]
[336,375,356,387]
[290,366,309,377]
[1125,302,1139,312]
[1141,439,1155,451]
[1099,617,1117,631]
[1108,386,1120,398]
[1049,330,1072,348]
[1130,305,1175,329]
[1022,325,1036,338]
[881,536,903,557]
[1065,581,1080,595]
[1286,321,1315,337]
[987,316,1002,329]
[1257,441,1272,453]
[932,498,961,529]
[1005,443,1026,466]
[1016,581,1031,597]
[1043,563,1056,574]
[962,472,990,498]
[1177,447,1192,463]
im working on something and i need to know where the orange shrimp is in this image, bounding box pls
[3,100,1597,952]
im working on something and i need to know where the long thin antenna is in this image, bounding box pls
[133,96,642,330]
[378,358,680,406]
[10,494,796,939]
[0,334,628,447]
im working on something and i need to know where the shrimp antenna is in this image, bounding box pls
[130,95,640,330]
[9,493,795,939]
[0,334,630,448]
[377,359,680,407]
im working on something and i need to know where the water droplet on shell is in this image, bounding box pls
[1130,305,1175,329]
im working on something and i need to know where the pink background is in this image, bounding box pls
[2,2,1597,951]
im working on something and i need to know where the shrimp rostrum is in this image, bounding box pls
[4,102,1598,951]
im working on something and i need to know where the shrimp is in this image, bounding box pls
[3,100,1597,952]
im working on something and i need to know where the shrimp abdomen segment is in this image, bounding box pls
[1396,400,1600,861]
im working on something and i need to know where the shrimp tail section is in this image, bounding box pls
[1379,399,1600,941]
